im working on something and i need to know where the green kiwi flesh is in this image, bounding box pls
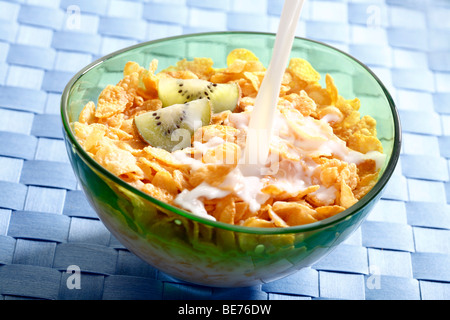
[134,98,212,152]
[158,78,240,113]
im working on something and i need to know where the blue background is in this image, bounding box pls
[0,0,449,300]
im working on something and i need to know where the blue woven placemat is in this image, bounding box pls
[0,0,449,300]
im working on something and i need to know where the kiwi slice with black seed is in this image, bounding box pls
[134,98,212,152]
[158,78,240,113]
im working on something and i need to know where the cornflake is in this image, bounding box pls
[73,48,385,227]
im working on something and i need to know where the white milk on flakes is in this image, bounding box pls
[170,0,385,223]
[172,105,386,221]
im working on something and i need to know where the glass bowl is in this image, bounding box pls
[61,32,401,287]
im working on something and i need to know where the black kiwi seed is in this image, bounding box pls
[178,90,183,93]
[157,122,161,126]
[213,83,218,87]
[204,91,208,96]
[152,112,157,116]
[155,116,160,120]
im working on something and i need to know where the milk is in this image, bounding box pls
[243,0,306,171]
[174,182,230,221]
[173,102,386,218]
[219,168,270,213]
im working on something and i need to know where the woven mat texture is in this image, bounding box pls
[0,0,449,300]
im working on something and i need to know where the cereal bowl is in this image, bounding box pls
[61,32,401,287]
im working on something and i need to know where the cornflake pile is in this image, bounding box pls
[73,49,385,228]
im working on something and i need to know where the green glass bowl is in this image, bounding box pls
[61,32,401,287]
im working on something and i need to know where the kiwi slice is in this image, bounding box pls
[158,78,240,113]
[134,98,212,152]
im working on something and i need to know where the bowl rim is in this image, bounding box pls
[61,31,401,235]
